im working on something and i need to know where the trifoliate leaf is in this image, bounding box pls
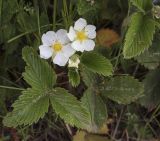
[81,88,108,133]
[80,52,113,76]
[22,47,56,89]
[101,76,144,104]
[3,88,49,127]
[123,12,155,59]
[131,0,153,13]
[68,68,80,87]
[50,88,90,129]
[140,68,160,110]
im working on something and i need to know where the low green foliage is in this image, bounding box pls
[140,68,160,109]
[101,76,144,104]
[81,88,108,133]
[50,88,90,129]
[80,52,113,76]
[135,36,160,69]
[1,0,160,140]
[131,0,153,12]
[123,12,155,58]
[3,47,90,129]
[68,68,80,87]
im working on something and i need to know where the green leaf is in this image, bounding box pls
[80,67,97,87]
[50,88,90,129]
[1,0,17,24]
[68,68,80,87]
[3,47,56,127]
[123,12,155,59]
[131,0,153,12]
[101,76,144,104]
[80,52,113,76]
[135,37,160,70]
[140,68,160,109]
[77,0,100,22]
[81,88,107,133]
[22,47,56,90]
[3,88,49,127]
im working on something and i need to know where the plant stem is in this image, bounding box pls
[112,107,124,139]
[0,0,2,27]
[0,85,25,91]
[53,0,57,30]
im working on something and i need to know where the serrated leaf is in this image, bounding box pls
[22,47,56,89]
[140,68,160,110]
[80,67,97,87]
[135,36,160,70]
[131,0,153,12]
[101,76,144,104]
[50,87,90,129]
[68,68,80,87]
[81,88,108,133]
[80,52,113,76]
[3,88,49,127]
[123,12,155,59]
[3,47,56,127]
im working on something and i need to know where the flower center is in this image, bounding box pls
[52,42,62,52]
[76,31,87,41]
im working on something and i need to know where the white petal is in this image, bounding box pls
[74,18,87,31]
[71,40,85,52]
[56,29,70,44]
[53,53,69,66]
[82,40,95,51]
[39,45,52,59]
[42,31,56,46]
[67,26,76,41]
[85,25,96,39]
[62,44,76,58]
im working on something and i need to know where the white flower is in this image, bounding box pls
[67,18,96,52]
[39,29,75,66]
[68,55,80,68]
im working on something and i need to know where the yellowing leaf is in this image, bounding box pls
[85,134,111,141]
[97,28,120,47]
[73,131,86,141]
[97,123,109,134]
[73,131,112,141]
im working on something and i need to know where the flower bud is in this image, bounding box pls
[68,55,80,69]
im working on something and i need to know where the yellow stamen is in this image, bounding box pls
[52,42,62,52]
[76,31,87,41]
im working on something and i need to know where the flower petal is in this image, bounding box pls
[71,40,85,52]
[56,29,70,44]
[42,31,56,46]
[39,45,53,59]
[85,25,96,39]
[74,18,87,31]
[53,53,69,66]
[82,39,95,51]
[67,26,76,41]
[62,44,76,58]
